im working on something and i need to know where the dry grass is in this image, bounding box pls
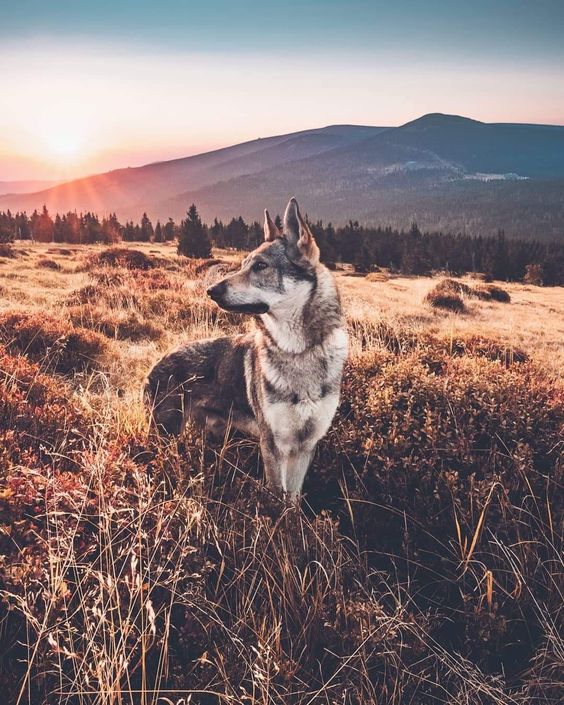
[342,272,563,370]
[0,242,562,705]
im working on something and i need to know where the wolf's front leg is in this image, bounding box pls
[285,449,315,500]
[259,436,285,493]
[260,433,314,501]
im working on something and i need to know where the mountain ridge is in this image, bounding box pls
[1,114,563,240]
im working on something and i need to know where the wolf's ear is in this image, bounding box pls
[283,197,319,264]
[264,209,282,241]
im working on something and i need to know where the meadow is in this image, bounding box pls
[0,241,562,705]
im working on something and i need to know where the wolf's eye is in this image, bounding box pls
[252,261,268,272]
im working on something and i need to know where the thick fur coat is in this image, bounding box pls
[145,198,348,499]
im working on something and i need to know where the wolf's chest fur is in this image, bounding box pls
[248,326,348,455]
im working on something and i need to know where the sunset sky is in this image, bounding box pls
[1,0,563,181]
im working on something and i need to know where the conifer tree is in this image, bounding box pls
[33,205,55,242]
[178,204,212,258]
[140,212,154,242]
[163,218,176,241]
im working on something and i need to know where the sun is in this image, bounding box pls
[36,125,92,176]
[44,132,85,162]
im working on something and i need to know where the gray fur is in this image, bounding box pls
[145,198,348,500]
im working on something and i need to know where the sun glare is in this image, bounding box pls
[44,132,84,161]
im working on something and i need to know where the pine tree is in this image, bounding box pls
[178,205,212,258]
[33,205,55,242]
[209,218,225,248]
[140,213,154,242]
[311,221,338,265]
[247,221,263,250]
[82,212,103,243]
[0,212,14,243]
[401,222,431,275]
[154,221,163,243]
[14,213,31,240]
[53,214,64,243]
[101,214,122,243]
[225,216,248,250]
[163,218,176,242]
[123,221,136,242]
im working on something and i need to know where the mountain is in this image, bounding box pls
[1,114,564,240]
[0,125,383,220]
[0,179,61,196]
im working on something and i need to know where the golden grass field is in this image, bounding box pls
[0,241,562,705]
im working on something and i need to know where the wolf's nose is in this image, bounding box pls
[207,281,226,300]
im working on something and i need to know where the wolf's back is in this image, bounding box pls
[145,334,254,436]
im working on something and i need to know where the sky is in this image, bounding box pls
[1,0,563,181]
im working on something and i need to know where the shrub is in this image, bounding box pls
[87,247,160,270]
[472,284,511,302]
[348,317,414,353]
[524,263,544,286]
[483,284,511,302]
[0,243,15,258]
[0,345,88,472]
[0,311,108,374]
[88,267,128,287]
[365,271,389,282]
[348,317,528,367]
[37,258,62,271]
[434,277,475,297]
[424,279,471,311]
[142,289,244,332]
[67,282,141,309]
[425,278,511,309]
[470,286,494,301]
[424,289,466,312]
[0,255,560,703]
[47,247,73,256]
[68,304,163,341]
[445,333,527,365]
[470,271,493,282]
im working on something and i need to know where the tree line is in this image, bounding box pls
[1,204,563,285]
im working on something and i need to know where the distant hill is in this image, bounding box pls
[2,114,563,240]
[0,179,61,196]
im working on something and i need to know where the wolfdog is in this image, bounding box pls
[145,198,348,499]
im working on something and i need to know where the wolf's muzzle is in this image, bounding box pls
[207,281,227,302]
[206,280,269,314]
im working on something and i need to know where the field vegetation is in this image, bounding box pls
[0,242,562,705]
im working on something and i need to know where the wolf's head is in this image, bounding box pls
[207,198,320,315]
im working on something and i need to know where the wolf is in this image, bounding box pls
[144,198,348,499]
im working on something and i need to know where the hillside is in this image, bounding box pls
[1,114,564,239]
[0,125,384,220]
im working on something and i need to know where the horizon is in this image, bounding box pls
[1,1,563,182]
